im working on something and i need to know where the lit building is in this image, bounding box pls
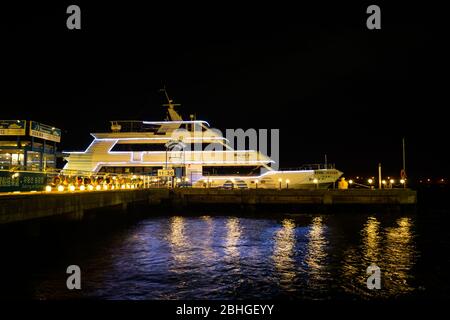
[0,120,61,171]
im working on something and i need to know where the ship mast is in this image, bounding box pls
[160,87,183,121]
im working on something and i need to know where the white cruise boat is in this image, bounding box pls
[63,92,342,189]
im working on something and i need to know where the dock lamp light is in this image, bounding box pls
[278,178,283,190]
[286,179,290,189]
[313,178,319,189]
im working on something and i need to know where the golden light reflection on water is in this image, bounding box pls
[363,217,381,264]
[306,217,328,283]
[272,219,296,288]
[341,215,417,297]
[168,216,190,264]
[384,217,416,294]
[225,217,241,263]
[200,215,217,261]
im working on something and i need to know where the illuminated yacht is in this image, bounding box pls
[63,91,342,188]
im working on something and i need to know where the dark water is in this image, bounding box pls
[1,209,450,300]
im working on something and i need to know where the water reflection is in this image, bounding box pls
[200,215,217,262]
[224,217,241,270]
[362,217,381,264]
[272,219,296,289]
[168,216,190,264]
[384,217,416,294]
[341,215,417,298]
[305,217,328,285]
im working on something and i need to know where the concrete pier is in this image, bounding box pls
[0,188,417,225]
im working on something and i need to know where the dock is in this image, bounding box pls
[0,188,417,225]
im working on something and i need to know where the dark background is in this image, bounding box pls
[1,2,447,180]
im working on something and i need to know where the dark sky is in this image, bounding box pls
[1,2,447,179]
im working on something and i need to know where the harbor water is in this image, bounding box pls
[1,207,449,300]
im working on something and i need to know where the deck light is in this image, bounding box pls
[96,185,101,191]
[57,185,65,192]
[79,185,86,191]
[45,185,52,192]
[88,185,94,191]
[69,185,76,192]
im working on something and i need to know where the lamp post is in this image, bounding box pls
[278,178,282,190]
[255,179,258,189]
[286,179,290,189]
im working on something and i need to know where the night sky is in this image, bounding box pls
[1,3,447,179]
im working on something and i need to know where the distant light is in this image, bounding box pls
[111,185,115,190]
[390,179,395,184]
[45,185,52,192]
[400,179,405,184]
[88,184,94,191]
[382,180,386,185]
[278,178,283,182]
[349,179,353,184]
[356,176,360,179]
[79,185,86,191]
[103,185,108,190]
[121,184,126,189]
[185,177,190,182]
[427,178,431,182]
[255,179,259,184]
[57,185,65,192]
[96,185,101,191]
[69,185,76,192]
[441,179,445,182]
[286,179,290,184]
[368,179,373,184]
[313,178,318,184]
[176,178,181,183]
[12,172,19,179]
[132,175,137,179]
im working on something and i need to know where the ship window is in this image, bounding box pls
[110,143,167,152]
[202,166,261,176]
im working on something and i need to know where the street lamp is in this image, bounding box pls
[349,179,353,186]
[382,180,387,188]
